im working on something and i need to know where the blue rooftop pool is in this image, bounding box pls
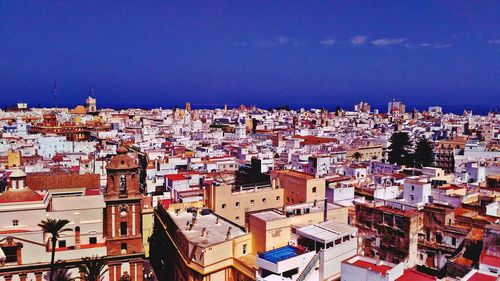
[258,245,304,263]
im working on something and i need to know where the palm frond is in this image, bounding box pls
[80,256,108,281]
[38,218,72,237]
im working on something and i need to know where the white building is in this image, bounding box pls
[295,220,358,280]
[403,177,432,207]
[0,169,107,281]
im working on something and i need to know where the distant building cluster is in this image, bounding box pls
[0,98,499,281]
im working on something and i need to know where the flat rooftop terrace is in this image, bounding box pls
[167,209,246,247]
[296,220,357,243]
[250,201,344,222]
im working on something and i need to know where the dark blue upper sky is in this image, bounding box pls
[1,1,499,109]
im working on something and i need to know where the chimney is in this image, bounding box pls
[324,198,328,222]
[226,227,232,240]
[74,226,81,249]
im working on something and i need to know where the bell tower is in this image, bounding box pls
[104,145,144,281]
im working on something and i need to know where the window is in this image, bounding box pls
[235,216,240,223]
[120,222,127,235]
[343,236,350,242]
[411,185,415,191]
[452,237,456,246]
[436,233,443,244]
[242,244,247,255]
[119,175,127,195]
[221,204,226,210]
[250,200,255,206]
[2,247,17,263]
[12,220,18,226]
[89,237,97,244]
[276,196,280,201]
[235,202,240,208]
[58,240,66,248]
[410,195,414,201]
[262,198,266,204]
[312,187,317,193]
[121,242,127,254]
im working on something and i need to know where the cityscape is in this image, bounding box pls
[0,98,498,281]
[1,2,499,281]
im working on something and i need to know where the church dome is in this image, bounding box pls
[9,168,27,178]
[0,188,44,203]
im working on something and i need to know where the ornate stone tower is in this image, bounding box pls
[104,145,144,281]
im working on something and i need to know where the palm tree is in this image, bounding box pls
[80,256,108,281]
[44,262,74,281]
[38,219,72,281]
[352,152,362,162]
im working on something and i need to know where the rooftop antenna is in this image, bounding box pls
[54,81,58,108]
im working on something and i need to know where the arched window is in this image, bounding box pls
[121,242,127,254]
[120,175,127,195]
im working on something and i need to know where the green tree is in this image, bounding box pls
[80,256,108,281]
[413,137,434,168]
[352,152,362,162]
[38,219,72,281]
[388,132,412,165]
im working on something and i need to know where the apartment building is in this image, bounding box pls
[150,203,255,281]
[417,203,474,275]
[354,202,423,267]
[205,182,283,228]
[248,200,348,254]
[435,137,468,173]
[271,170,326,205]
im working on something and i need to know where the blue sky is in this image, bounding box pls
[1,1,499,109]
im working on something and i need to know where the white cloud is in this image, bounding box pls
[488,39,500,44]
[410,42,452,49]
[255,36,294,47]
[350,35,367,46]
[371,38,406,46]
[432,43,452,49]
[277,36,291,45]
[319,38,335,47]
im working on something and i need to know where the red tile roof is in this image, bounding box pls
[295,135,338,145]
[165,174,187,181]
[0,189,45,203]
[351,260,392,276]
[160,199,172,208]
[467,272,497,281]
[85,188,101,196]
[397,269,436,281]
[481,253,500,267]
